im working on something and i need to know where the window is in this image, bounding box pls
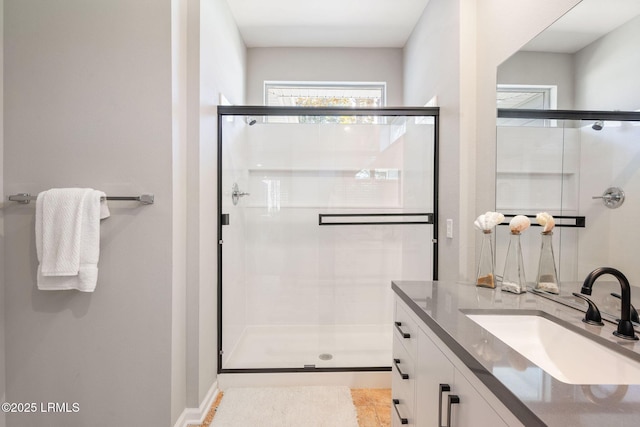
[265,81,386,107]
[264,81,386,123]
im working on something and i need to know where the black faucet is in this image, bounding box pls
[581,267,638,340]
[610,292,640,324]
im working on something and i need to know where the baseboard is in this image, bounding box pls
[173,381,219,427]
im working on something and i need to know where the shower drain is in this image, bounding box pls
[318,353,333,361]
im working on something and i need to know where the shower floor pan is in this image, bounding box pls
[223,324,392,370]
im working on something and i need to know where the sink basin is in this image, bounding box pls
[465,312,640,384]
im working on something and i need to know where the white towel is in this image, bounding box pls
[35,188,110,292]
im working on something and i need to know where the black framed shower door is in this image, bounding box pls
[217,106,439,373]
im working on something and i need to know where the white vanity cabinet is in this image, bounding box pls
[393,296,520,427]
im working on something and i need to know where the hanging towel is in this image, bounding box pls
[35,188,110,292]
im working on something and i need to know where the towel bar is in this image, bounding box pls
[8,193,154,205]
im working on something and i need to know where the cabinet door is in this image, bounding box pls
[449,370,508,427]
[415,328,455,427]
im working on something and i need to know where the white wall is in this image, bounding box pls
[574,14,640,111]
[176,0,246,414]
[4,1,173,426]
[498,51,575,109]
[187,0,246,407]
[246,48,403,105]
[403,0,581,281]
[403,0,462,281]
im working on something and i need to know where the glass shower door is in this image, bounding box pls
[218,108,437,372]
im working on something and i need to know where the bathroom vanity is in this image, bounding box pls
[392,281,640,427]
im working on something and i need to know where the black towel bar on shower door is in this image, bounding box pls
[499,214,585,228]
[7,193,155,205]
[319,212,433,226]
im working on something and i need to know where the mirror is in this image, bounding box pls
[498,0,640,111]
[494,0,640,315]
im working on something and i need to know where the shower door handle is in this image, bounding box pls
[231,183,250,205]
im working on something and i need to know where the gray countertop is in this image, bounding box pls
[392,280,640,427]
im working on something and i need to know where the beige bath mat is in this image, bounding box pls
[211,386,359,427]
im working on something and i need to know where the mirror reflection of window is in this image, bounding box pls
[496,85,555,110]
[497,85,557,127]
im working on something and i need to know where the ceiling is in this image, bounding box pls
[226,0,640,52]
[522,0,640,53]
[224,0,431,48]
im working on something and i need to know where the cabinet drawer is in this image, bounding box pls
[392,336,415,426]
[394,299,419,359]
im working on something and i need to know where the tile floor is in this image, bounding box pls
[189,388,391,427]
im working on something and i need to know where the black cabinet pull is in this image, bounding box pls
[446,395,460,427]
[392,398,409,425]
[393,358,409,380]
[438,384,451,427]
[395,321,411,339]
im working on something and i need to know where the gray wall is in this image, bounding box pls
[246,47,403,105]
[3,0,245,424]
[574,14,640,111]
[187,0,246,408]
[4,1,173,426]
[172,0,188,421]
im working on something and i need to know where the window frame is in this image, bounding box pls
[496,84,557,110]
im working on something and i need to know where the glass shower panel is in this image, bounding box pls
[219,111,436,371]
[495,119,579,285]
[576,119,640,282]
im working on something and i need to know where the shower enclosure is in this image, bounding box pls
[217,106,439,373]
[496,109,640,286]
